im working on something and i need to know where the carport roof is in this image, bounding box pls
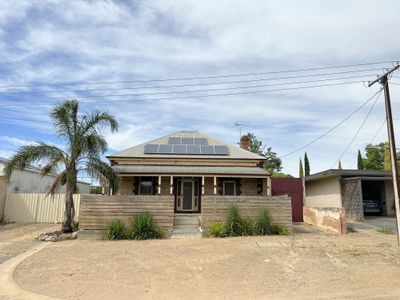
[305,169,392,182]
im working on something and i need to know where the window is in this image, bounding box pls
[139,177,153,195]
[223,181,236,196]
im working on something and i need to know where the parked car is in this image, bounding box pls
[363,199,382,214]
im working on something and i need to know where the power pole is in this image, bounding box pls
[368,64,400,246]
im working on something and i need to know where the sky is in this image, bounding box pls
[0,0,400,179]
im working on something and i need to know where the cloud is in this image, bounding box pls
[0,0,400,176]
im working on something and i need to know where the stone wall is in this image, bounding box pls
[201,195,292,234]
[341,180,363,220]
[303,207,347,234]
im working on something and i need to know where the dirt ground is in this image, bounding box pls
[0,223,59,260]
[12,225,400,300]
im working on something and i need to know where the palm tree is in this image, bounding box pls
[4,100,119,232]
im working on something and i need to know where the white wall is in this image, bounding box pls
[305,176,342,208]
[0,166,90,194]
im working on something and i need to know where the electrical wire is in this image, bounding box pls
[279,88,383,159]
[0,80,366,108]
[0,68,383,95]
[0,74,375,101]
[0,60,396,89]
[330,89,383,169]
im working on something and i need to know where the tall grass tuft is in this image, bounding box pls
[256,208,274,235]
[106,219,127,240]
[208,222,227,237]
[239,217,256,236]
[225,203,242,236]
[128,212,163,240]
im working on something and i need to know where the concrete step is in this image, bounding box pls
[171,233,202,239]
[172,228,201,235]
[173,215,200,226]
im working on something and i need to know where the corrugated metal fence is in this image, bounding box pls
[4,193,81,223]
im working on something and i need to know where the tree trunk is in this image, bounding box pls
[62,186,74,233]
[62,168,77,233]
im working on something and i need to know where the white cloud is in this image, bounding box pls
[0,0,400,176]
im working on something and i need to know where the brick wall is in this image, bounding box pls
[201,195,292,234]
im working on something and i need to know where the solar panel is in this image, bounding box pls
[168,137,181,144]
[144,144,159,154]
[173,145,187,154]
[214,145,229,155]
[195,138,208,145]
[187,145,201,154]
[158,144,173,154]
[201,145,214,155]
[181,137,194,144]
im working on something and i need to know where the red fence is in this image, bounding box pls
[271,178,304,222]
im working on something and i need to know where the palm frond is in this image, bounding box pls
[84,157,119,193]
[51,100,79,141]
[4,143,68,179]
[81,110,118,136]
[48,171,67,195]
[81,134,108,156]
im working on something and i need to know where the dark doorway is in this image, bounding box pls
[361,181,385,216]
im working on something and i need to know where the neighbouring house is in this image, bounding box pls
[305,169,395,221]
[107,131,272,212]
[0,157,90,216]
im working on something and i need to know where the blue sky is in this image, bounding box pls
[0,0,400,179]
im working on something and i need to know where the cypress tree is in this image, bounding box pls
[299,158,304,178]
[304,152,310,176]
[384,141,391,170]
[357,149,364,170]
[338,160,342,170]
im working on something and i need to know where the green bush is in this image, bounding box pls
[225,204,242,236]
[208,222,227,237]
[128,212,162,240]
[256,208,274,235]
[239,217,256,236]
[377,226,394,234]
[106,219,127,240]
[270,223,290,235]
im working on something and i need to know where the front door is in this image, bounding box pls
[176,178,199,212]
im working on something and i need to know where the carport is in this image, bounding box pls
[305,169,395,221]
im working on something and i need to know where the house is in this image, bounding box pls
[107,131,271,213]
[0,157,90,216]
[305,169,395,220]
[77,131,292,238]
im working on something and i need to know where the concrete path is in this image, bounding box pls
[0,243,56,300]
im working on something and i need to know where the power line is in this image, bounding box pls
[0,74,375,101]
[0,68,383,94]
[0,80,366,109]
[279,88,383,158]
[330,89,383,169]
[0,60,396,89]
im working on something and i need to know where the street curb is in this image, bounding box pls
[0,243,58,300]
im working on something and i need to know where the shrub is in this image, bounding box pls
[208,222,227,237]
[106,219,127,240]
[128,212,162,240]
[239,217,256,236]
[256,208,274,235]
[377,226,394,235]
[270,223,290,235]
[225,204,242,236]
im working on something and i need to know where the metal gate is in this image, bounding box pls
[271,178,304,222]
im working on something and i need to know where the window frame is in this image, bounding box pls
[139,177,153,195]
[223,180,236,196]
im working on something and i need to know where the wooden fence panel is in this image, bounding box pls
[79,195,175,235]
[4,193,80,223]
[201,196,292,232]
